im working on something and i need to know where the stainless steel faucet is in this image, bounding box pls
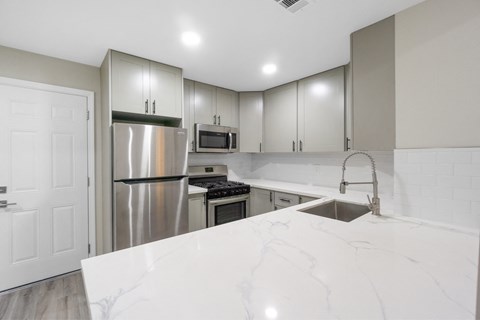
[339,151,380,216]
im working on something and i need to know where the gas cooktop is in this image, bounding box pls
[188,165,250,199]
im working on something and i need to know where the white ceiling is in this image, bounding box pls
[0,0,424,91]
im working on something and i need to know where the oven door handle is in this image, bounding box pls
[228,131,232,153]
[208,194,250,206]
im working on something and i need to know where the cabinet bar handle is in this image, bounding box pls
[191,140,195,152]
[269,191,273,203]
[152,100,156,114]
[218,115,221,125]
[145,99,149,114]
[292,141,295,152]
[279,198,291,203]
[213,115,217,125]
[300,140,303,152]
[346,137,351,151]
[259,142,262,153]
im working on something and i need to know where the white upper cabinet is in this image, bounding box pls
[239,92,263,153]
[193,81,238,127]
[350,16,395,151]
[216,88,238,127]
[149,61,183,118]
[263,82,298,152]
[183,79,195,152]
[194,82,217,125]
[111,50,183,118]
[111,51,150,115]
[297,66,345,152]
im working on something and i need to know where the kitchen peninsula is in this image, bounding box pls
[82,191,478,320]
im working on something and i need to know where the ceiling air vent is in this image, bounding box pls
[273,0,310,13]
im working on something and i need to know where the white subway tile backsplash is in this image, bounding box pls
[472,178,480,190]
[436,151,471,164]
[421,164,454,176]
[472,152,480,163]
[395,164,422,174]
[472,202,480,214]
[394,152,408,164]
[407,151,436,164]
[408,174,436,186]
[421,186,453,199]
[249,152,394,196]
[437,176,471,188]
[453,189,480,202]
[395,148,480,229]
[454,164,480,177]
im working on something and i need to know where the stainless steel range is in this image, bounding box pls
[189,165,250,227]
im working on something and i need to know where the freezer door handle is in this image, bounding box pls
[117,176,187,184]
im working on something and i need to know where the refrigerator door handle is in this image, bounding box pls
[117,176,187,184]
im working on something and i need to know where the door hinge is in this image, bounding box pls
[87,110,90,120]
[88,243,91,254]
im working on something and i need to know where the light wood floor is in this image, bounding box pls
[0,271,90,320]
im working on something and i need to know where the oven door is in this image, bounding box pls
[207,194,250,227]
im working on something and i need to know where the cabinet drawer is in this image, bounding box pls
[274,192,299,207]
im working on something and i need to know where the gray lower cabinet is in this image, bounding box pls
[188,193,207,232]
[250,187,320,215]
[274,191,299,209]
[250,188,274,216]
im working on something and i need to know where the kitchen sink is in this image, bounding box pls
[298,200,370,222]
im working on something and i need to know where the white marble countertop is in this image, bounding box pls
[188,185,207,195]
[82,188,479,319]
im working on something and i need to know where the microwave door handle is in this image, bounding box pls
[228,132,232,152]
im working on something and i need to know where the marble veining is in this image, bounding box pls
[82,190,478,320]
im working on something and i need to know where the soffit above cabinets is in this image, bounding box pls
[0,0,425,91]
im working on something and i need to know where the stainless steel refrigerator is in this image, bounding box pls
[112,122,188,251]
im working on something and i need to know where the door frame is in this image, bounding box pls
[0,76,96,257]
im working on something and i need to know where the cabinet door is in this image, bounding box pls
[188,194,206,232]
[150,61,183,118]
[250,188,274,216]
[264,82,298,152]
[239,92,263,153]
[216,88,238,127]
[351,16,395,151]
[111,51,150,114]
[298,67,345,152]
[183,79,196,152]
[274,191,300,208]
[299,195,319,204]
[194,82,217,125]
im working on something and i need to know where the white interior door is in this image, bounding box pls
[0,84,89,291]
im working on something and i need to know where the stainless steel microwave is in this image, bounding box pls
[195,123,238,153]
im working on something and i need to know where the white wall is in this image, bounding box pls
[395,0,480,149]
[0,45,105,253]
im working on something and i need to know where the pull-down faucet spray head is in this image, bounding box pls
[339,181,346,194]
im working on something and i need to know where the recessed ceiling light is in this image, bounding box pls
[181,31,201,47]
[262,64,277,75]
